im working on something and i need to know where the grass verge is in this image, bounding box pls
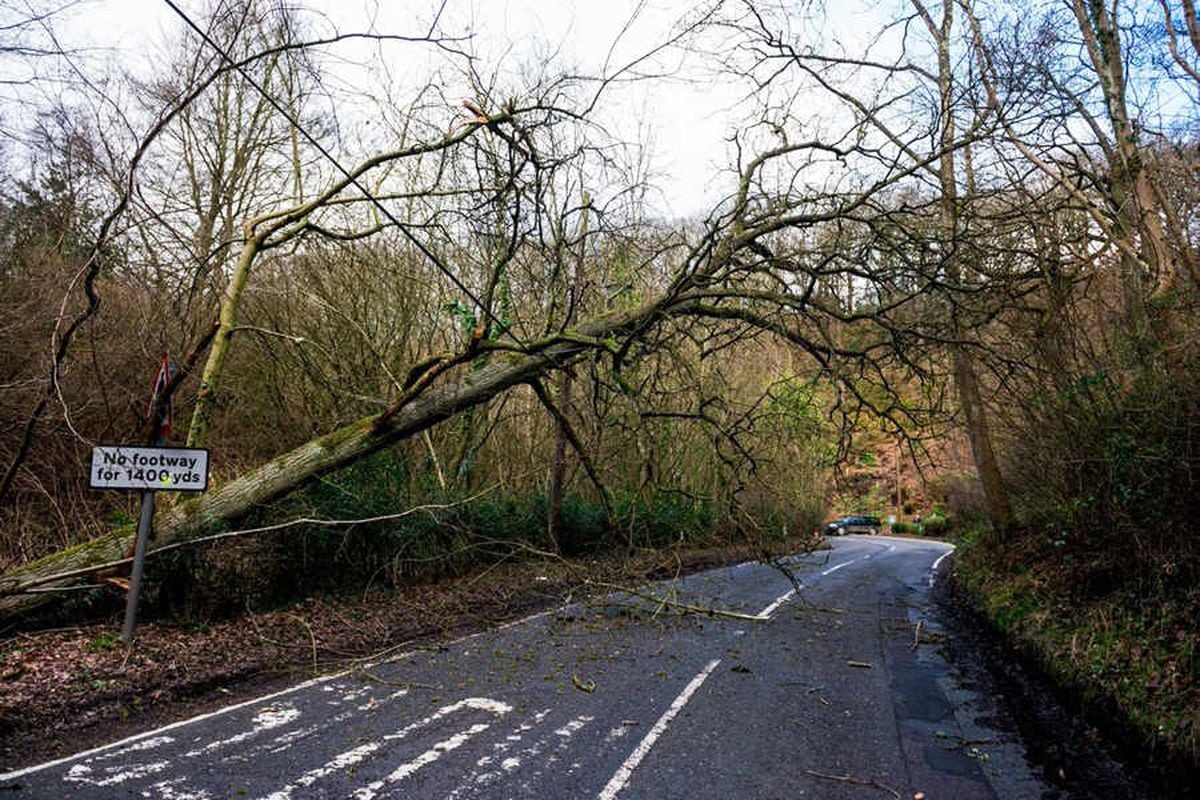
[951,525,1199,784]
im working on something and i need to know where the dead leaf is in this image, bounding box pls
[571,674,596,693]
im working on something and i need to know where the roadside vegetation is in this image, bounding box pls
[954,519,1200,780]
[951,349,1200,775]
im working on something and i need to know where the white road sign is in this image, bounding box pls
[90,446,209,492]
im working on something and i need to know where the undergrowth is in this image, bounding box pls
[139,450,820,621]
[953,524,1200,777]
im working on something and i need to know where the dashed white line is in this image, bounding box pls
[65,759,169,787]
[820,558,858,576]
[596,659,721,800]
[352,722,494,800]
[260,697,511,800]
[753,551,872,618]
[754,588,798,620]
[555,716,594,738]
[145,777,213,799]
[183,704,300,757]
[450,708,556,797]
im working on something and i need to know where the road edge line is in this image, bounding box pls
[928,547,954,587]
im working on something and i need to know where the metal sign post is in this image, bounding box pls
[91,351,209,644]
[89,444,209,644]
[122,490,157,643]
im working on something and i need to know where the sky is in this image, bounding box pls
[44,0,753,218]
[10,0,1196,221]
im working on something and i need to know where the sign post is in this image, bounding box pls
[123,491,157,644]
[90,351,206,644]
[90,444,209,643]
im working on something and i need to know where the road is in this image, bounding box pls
[1,536,1055,799]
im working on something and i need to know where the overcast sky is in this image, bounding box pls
[46,0,752,217]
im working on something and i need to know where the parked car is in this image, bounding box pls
[823,515,882,536]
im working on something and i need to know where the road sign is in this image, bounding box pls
[146,352,175,436]
[89,445,209,492]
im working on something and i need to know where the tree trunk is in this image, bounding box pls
[546,371,571,554]
[1071,0,1180,340]
[547,192,590,552]
[916,0,1014,537]
[186,234,261,447]
[952,347,1012,533]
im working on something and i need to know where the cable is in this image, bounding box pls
[161,0,528,350]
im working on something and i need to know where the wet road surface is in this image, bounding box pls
[1,536,1062,798]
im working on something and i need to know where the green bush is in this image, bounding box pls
[922,511,949,535]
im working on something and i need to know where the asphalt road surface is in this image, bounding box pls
[1,536,1058,799]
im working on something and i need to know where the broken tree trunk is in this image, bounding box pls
[0,298,679,620]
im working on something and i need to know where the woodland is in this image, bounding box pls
[0,0,1198,770]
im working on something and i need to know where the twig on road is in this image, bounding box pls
[584,580,765,622]
[803,769,901,798]
[354,669,436,692]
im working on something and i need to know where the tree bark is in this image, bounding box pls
[546,371,571,553]
[917,0,1013,537]
[186,234,262,447]
[547,192,590,551]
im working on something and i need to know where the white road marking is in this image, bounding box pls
[821,558,858,576]
[929,548,953,587]
[450,708,556,797]
[144,777,212,799]
[752,550,875,619]
[597,659,721,800]
[64,759,169,787]
[754,587,799,620]
[540,715,595,779]
[352,722,494,800]
[57,736,177,789]
[488,608,558,634]
[260,697,511,800]
[250,688,407,759]
[58,732,174,780]
[604,725,632,743]
[183,703,300,757]
[555,716,594,738]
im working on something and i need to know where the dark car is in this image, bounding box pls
[823,515,882,536]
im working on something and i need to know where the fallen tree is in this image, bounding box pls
[0,295,687,618]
